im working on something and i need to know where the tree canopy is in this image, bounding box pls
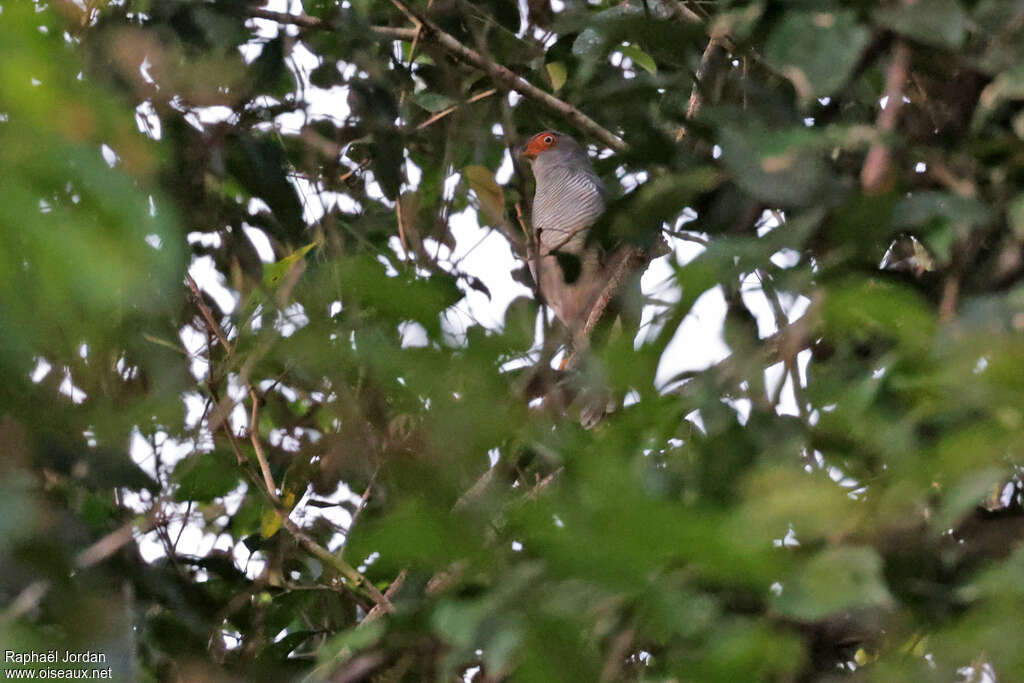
[4,0,1024,680]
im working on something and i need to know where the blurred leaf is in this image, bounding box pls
[973,65,1024,130]
[173,450,240,503]
[873,0,967,49]
[765,11,870,100]
[1009,193,1024,240]
[413,92,455,113]
[260,505,283,539]
[464,164,505,227]
[619,43,657,75]
[718,123,837,207]
[774,547,893,621]
[502,296,538,351]
[262,240,320,290]
[605,167,721,244]
[821,278,936,351]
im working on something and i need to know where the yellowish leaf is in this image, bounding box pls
[546,61,567,91]
[464,165,505,227]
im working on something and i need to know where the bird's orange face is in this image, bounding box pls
[520,131,560,160]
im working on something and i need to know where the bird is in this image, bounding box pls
[519,130,609,342]
[520,130,638,427]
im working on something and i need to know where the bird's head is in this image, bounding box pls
[519,130,561,161]
[518,131,593,172]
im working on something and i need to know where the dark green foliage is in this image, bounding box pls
[4,1,1024,681]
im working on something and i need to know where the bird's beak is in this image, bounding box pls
[517,143,536,161]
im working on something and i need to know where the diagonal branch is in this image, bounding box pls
[248,6,625,150]
[243,386,393,611]
[860,41,911,195]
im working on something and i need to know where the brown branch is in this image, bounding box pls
[75,519,141,569]
[565,246,648,371]
[248,387,280,503]
[861,41,911,195]
[243,386,393,610]
[247,8,416,41]
[415,88,497,130]
[360,569,407,626]
[389,0,625,151]
[185,273,233,354]
[675,36,723,141]
[248,6,623,149]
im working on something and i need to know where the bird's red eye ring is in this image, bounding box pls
[543,135,554,144]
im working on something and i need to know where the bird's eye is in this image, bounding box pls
[543,135,554,144]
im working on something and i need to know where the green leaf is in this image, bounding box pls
[973,65,1024,130]
[618,43,657,75]
[413,92,455,113]
[765,11,870,100]
[773,547,893,621]
[718,124,837,207]
[172,450,241,503]
[262,240,320,290]
[1011,193,1024,240]
[318,621,386,665]
[502,296,538,351]
[874,0,967,49]
[606,167,721,244]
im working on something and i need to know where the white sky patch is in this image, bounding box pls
[287,481,362,552]
[30,356,52,383]
[100,143,119,168]
[187,230,223,249]
[494,149,514,185]
[444,208,532,330]
[399,320,430,348]
[180,323,211,380]
[189,255,239,313]
[135,101,161,139]
[655,285,731,388]
[59,368,87,404]
[200,105,236,125]
[242,223,276,262]
[275,302,309,337]
[405,152,423,190]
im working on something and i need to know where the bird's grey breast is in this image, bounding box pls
[533,165,605,253]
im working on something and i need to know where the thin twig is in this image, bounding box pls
[243,390,391,609]
[248,387,280,503]
[248,6,623,149]
[861,41,911,195]
[675,36,722,142]
[360,569,407,626]
[248,8,416,41]
[565,246,648,370]
[662,227,709,245]
[416,88,498,130]
[75,519,147,569]
[389,0,625,151]
[185,273,232,354]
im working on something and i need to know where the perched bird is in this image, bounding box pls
[519,130,608,341]
[521,130,639,427]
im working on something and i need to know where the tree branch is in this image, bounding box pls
[248,5,624,149]
[861,41,911,195]
[245,386,393,611]
[566,246,648,370]
[397,2,627,150]
[185,273,232,354]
